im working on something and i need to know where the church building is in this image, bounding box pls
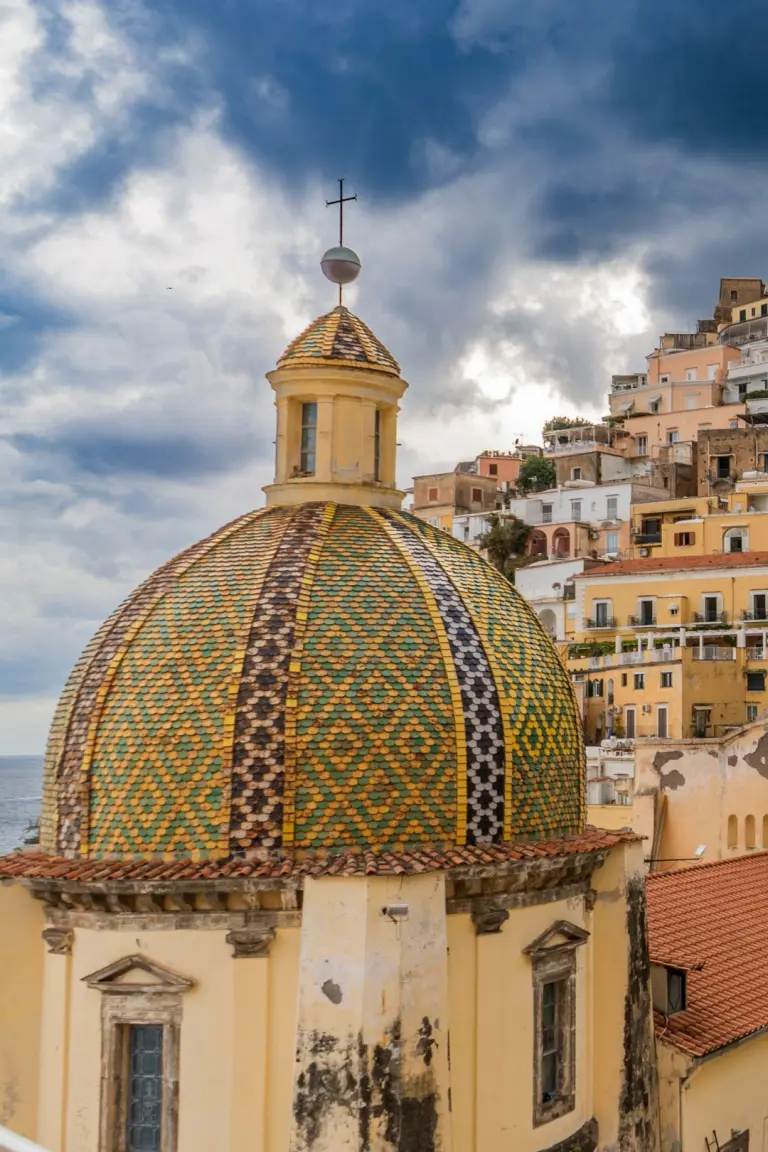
[0,229,659,1151]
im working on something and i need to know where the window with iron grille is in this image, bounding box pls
[127,1025,164,1152]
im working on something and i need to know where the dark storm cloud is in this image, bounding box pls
[9,426,259,480]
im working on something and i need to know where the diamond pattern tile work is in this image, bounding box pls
[393,512,584,841]
[380,510,506,844]
[49,508,270,854]
[292,505,458,850]
[230,503,328,853]
[86,509,286,858]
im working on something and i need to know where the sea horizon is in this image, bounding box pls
[0,754,44,854]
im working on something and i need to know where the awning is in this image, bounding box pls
[619,401,634,412]
[649,395,662,403]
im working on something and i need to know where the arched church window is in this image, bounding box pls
[727,814,738,849]
[745,814,756,849]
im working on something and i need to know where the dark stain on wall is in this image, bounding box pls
[400,1095,438,1152]
[728,754,738,767]
[321,978,342,1004]
[618,877,660,1152]
[744,731,768,779]
[293,1018,439,1150]
[652,750,683,772]
[540,1116,599,1152]
[659,768,685,791]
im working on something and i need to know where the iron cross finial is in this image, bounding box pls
[325,178,357,248]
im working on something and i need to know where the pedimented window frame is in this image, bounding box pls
[84,955,194,1152]
[524,921,589,1129]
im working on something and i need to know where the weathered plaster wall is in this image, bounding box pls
[0,883,43,1142]
[291,874,452,1152]
[592,841,659,1152]
[635,722,768,869]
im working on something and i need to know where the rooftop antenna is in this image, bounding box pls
[321,178,362,307]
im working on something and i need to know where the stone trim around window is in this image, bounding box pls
[84,955,194,1152]
[525,921,589,1129]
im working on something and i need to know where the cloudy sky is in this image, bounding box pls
[1,0,766,752]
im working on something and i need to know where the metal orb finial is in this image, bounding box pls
[321,245,362,287]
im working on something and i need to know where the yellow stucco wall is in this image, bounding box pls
[587,804,635,831]
[0,883,44,1141]
[34,922,301,1152]
[659,1033,768,1152]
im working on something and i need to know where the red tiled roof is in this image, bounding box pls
[576,551,768,579]
[646,852,768,1057]
[0,827,638,884]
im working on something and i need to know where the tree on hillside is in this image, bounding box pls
[479,514,533,583]
[517,455,556,493]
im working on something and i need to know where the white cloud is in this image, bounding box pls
[0,0,679,753]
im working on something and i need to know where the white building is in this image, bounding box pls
[514,557,602,641]
[586,744,635,811]
[453,480,662,557]
[722,336,768,405]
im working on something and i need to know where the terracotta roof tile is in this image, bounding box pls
[576,551,768,579]
[0,827,637,884]
[646,853,768,1057]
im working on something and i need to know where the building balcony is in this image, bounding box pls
[691,646,736,661]
[585,617,616,630]
[634,533,662,545]
[628,614,657,627]
[651,648,678,663]
[741,611,768,622]
[692,611,729,625]
[747,647,767,661]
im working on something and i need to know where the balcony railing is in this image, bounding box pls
[741,611,768,621]
[628,614,657,626]
[634,533,662,545]
[692,611,729,624]
[747,647,768,660]
[692,646,736,661]
[618,651,644,665]
[585,617,615,630]
[651,648,678,662]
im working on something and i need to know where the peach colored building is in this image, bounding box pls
[475,450,521,485]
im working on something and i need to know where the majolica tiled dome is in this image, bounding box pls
[277,305,400,375]
[41,503,584,860]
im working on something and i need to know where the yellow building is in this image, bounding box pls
[647,855,768,1152]
[570,552,768,742]
[0,245,659,1151]
[631,487,768,560]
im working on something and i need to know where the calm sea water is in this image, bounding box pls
[0,755,43,854]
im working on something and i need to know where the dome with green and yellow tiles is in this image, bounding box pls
[41,503,584,861]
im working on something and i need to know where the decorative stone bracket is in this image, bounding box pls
[471,906,510,935]
[226,926,276,958]
[42,927,73,955]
